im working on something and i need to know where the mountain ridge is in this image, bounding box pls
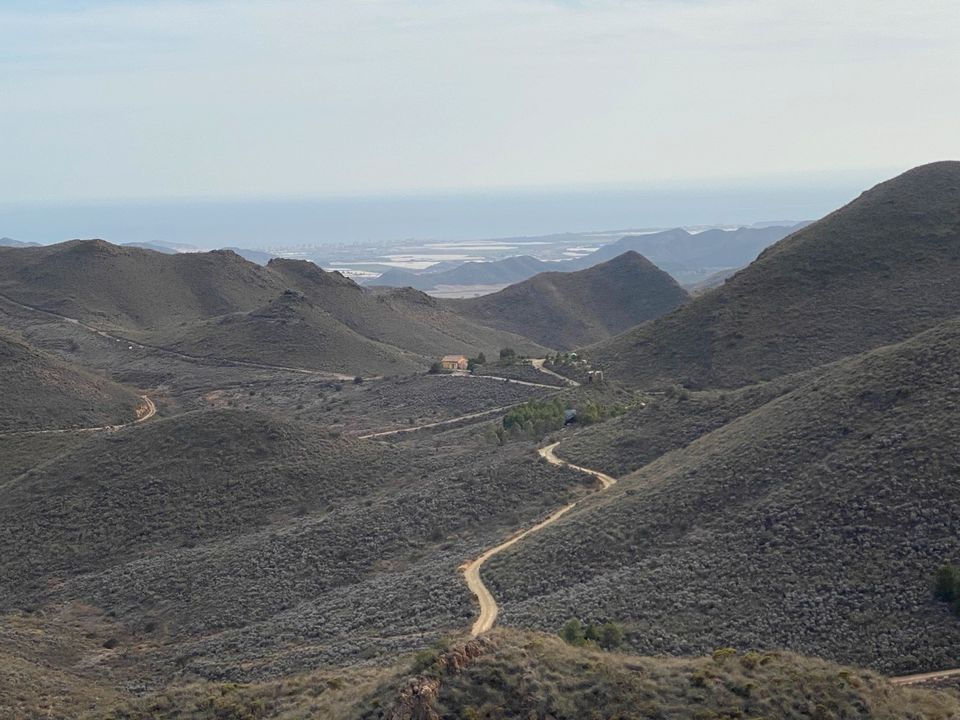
[588,161,960,389]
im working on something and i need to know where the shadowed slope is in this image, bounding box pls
[0,328,141,432]
[488,317,960,673]
[590,161,960,388]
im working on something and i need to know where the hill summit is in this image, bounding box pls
[590,161,960,388]
[450,251,689,349]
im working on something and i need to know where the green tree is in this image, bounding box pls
[428,362,442,374]
[560,618,586,647]
[596,622,624,650]
[499,347,516,361]
[934,564,960,603]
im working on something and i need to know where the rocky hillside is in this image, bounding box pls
[375,630,960,720]
[450,251,689,349]
[0,328,141,432]
[487,317,960,673]
[590,161,960,389]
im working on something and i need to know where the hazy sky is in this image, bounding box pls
[1,0,958,203]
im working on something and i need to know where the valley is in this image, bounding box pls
[2,163,960,718]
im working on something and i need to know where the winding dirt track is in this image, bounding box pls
[538,441,616,488]
[468,442,960,686]
[463,441,617,636]
[0,394,156,438]
[463,502,577,636]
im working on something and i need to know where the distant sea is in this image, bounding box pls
[0,175,882,249]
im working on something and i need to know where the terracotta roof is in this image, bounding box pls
[441,355,467,362]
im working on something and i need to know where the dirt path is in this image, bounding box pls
[357,404,518,439]
[0,394,156,438]
[538,441,616,488]
[469,373,564,390]
[531,358,580,387]
[0,292,357,380]
[463,440,617,636]
[463,503,577,636]
[890,668,960,686]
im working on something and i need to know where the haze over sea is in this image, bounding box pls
[0,172,884,249]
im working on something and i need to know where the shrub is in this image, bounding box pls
[353,376,364,384]
[560,619,623,650]
[711,647,737,663]
[596,622,624,650]
[412,648,441,674]
[429,362,442,374]
[500,348,516,361]
[560,618,586,647]
[934,564,960,603]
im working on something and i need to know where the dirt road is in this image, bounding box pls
[0,394,157,437]
[463,440,617,636]
[463,503,577,636]
[531,359,580,387]
[890,668,960,686]
[357,404,518,440]
[537,441,616,488]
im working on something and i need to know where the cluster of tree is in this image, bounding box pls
[559,618,624,651]
[496,397,625,443]
[546,351,580,366]
[934,564,960,615]
[499,398,567,440]
[467,352,487,371]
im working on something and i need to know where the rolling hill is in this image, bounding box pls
[0,328,142,432]
[487,316,960,673]
[0,241,549,375]
[0,239,277,330]
[449,251,689,349]
[148,289,425,376]
[589,161,960,389]
[270,259,548,361]
[0,407,586,686]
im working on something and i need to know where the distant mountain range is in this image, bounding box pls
[0,237,39,247]
[367,223,807,292]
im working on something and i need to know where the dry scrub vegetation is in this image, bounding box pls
[488,319,960,673]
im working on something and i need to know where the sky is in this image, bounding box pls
[1,0,958,207]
